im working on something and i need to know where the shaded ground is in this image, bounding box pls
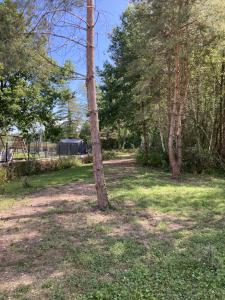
[0,158,225,299]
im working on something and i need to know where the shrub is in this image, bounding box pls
[21,176,32,188]
[0,167,7,193]
[0,167,7,183]
[136,149,169,169]
[2,157,81,181]
[81,151,117,164]
[102,150,117,160]
[81,154,93,164]
[182,148,217,173]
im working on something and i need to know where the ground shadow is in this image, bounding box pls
[0,160,225,299]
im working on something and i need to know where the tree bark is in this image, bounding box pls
[141,101,149,158]
[86,0,109,209]
[168,45,181,179]
[220,56,225,156]
[168,29,189,179]
[159,125,166,153]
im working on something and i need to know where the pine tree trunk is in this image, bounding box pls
[86,0,109,209]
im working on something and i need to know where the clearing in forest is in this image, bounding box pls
[0,158,225,299]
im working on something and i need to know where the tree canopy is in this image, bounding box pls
[99,0,225,176]
[0,0,77,138]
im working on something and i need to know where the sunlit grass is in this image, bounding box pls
[1,164,225,299]
[109,170,225,218]
[0,164,93,210]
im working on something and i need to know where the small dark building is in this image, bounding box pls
[57,138,87,156]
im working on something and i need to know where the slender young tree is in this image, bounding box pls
[23,0,110,209]
[86,0,109,209]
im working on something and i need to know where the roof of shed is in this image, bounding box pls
[59,138,83,144]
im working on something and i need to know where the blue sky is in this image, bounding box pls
[94,0,128,70]
[51,0,128,88]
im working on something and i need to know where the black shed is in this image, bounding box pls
[57,138,87,156]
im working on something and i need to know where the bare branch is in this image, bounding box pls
[38,53,86,80]
[38,32,86,48]
[30,8,87,34]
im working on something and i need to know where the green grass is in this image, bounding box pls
[1,163,225,299]
[110,170,225,216]
[0,164,93,210]
[103,149,136,160]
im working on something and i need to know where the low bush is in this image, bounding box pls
[81,154,93,164]
[136,148,223,174]
[21,176,32,188]
[183,148,217,173]
[1,157,81,181]
[81,151,117,164]
[0,168,7,193]
[102,150,117,160]
[0,167,7,183]
[136,149,169,169]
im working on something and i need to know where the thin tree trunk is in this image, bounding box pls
[220,55,225,156]
[141,101,149,157]
[177,53,189,172]
[86,0,109,209]
[168,45,181,179]
[159,125,166,153]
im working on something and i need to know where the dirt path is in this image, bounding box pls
[0,158,138,294]
[0,158,136,220]
[0,158,194,299]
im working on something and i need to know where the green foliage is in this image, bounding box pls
[0,167,7,183]
[136,149,168,169]
[0,1,76,136]
[21,176,32,188]
[183,148,218,174]
[80,121,91,144]
[0,167,7,193]
[81,154,93,164]
[55,89,83,140]
[3,157,81,180]
[99,0,225,174]
[102,150,117,160]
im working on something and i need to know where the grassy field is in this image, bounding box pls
[0,164,93,211]
[0,160,225,299]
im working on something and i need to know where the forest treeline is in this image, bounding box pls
[99,0,225,177]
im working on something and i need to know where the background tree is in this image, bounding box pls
[0,0,75,139]
[99,0,225,176]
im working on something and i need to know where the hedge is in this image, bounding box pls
[0,157,81,182]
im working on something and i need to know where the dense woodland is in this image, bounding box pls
[99,0,225,177]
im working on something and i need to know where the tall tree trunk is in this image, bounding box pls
[220,55,225,156]
[168,45,181,179]
[86,0,109,209]
[214,57,225,156]
[168,31,189,179]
